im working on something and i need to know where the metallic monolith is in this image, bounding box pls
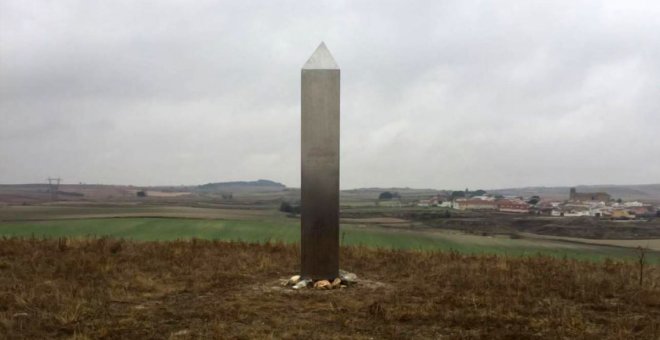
[301,42,340,280]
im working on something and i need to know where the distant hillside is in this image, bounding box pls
[195,179,286,193]
[489,184,660,202]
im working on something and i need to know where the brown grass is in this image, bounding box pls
[1,237,659,339]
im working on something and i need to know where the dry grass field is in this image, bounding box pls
[1,238,659,339]
[0,205,276,221]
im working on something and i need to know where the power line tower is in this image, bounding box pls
[47,177,61,201]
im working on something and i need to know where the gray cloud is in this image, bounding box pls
[1,0,659,189]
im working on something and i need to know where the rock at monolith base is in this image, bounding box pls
[339,270,358,284]
[314,280,332,290]
[293,279,311,290]
[288,275,301,285]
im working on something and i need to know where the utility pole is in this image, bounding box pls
[47,177,61,201]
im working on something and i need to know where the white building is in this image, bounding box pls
[439,201,453,208]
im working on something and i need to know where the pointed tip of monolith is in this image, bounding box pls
[302,42,339,70]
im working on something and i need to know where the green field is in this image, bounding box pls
[1,217,658,263]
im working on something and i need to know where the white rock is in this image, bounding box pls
[340,272,358,283]
[292,279,310,290]
[288,275,301,285]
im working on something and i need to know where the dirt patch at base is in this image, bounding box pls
[255,277,391,294]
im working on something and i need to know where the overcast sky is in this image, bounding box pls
[1,1,659,189]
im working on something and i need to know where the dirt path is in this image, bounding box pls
[520,232,660,251]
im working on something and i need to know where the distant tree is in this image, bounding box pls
[279,201,293,213]
[451,191,465,199]
[473,190,487,196]
[279,201,300,215]
[379,191,394,200]
[527,196,540,205]
[136,190,147,197]
[617,198,623,204]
